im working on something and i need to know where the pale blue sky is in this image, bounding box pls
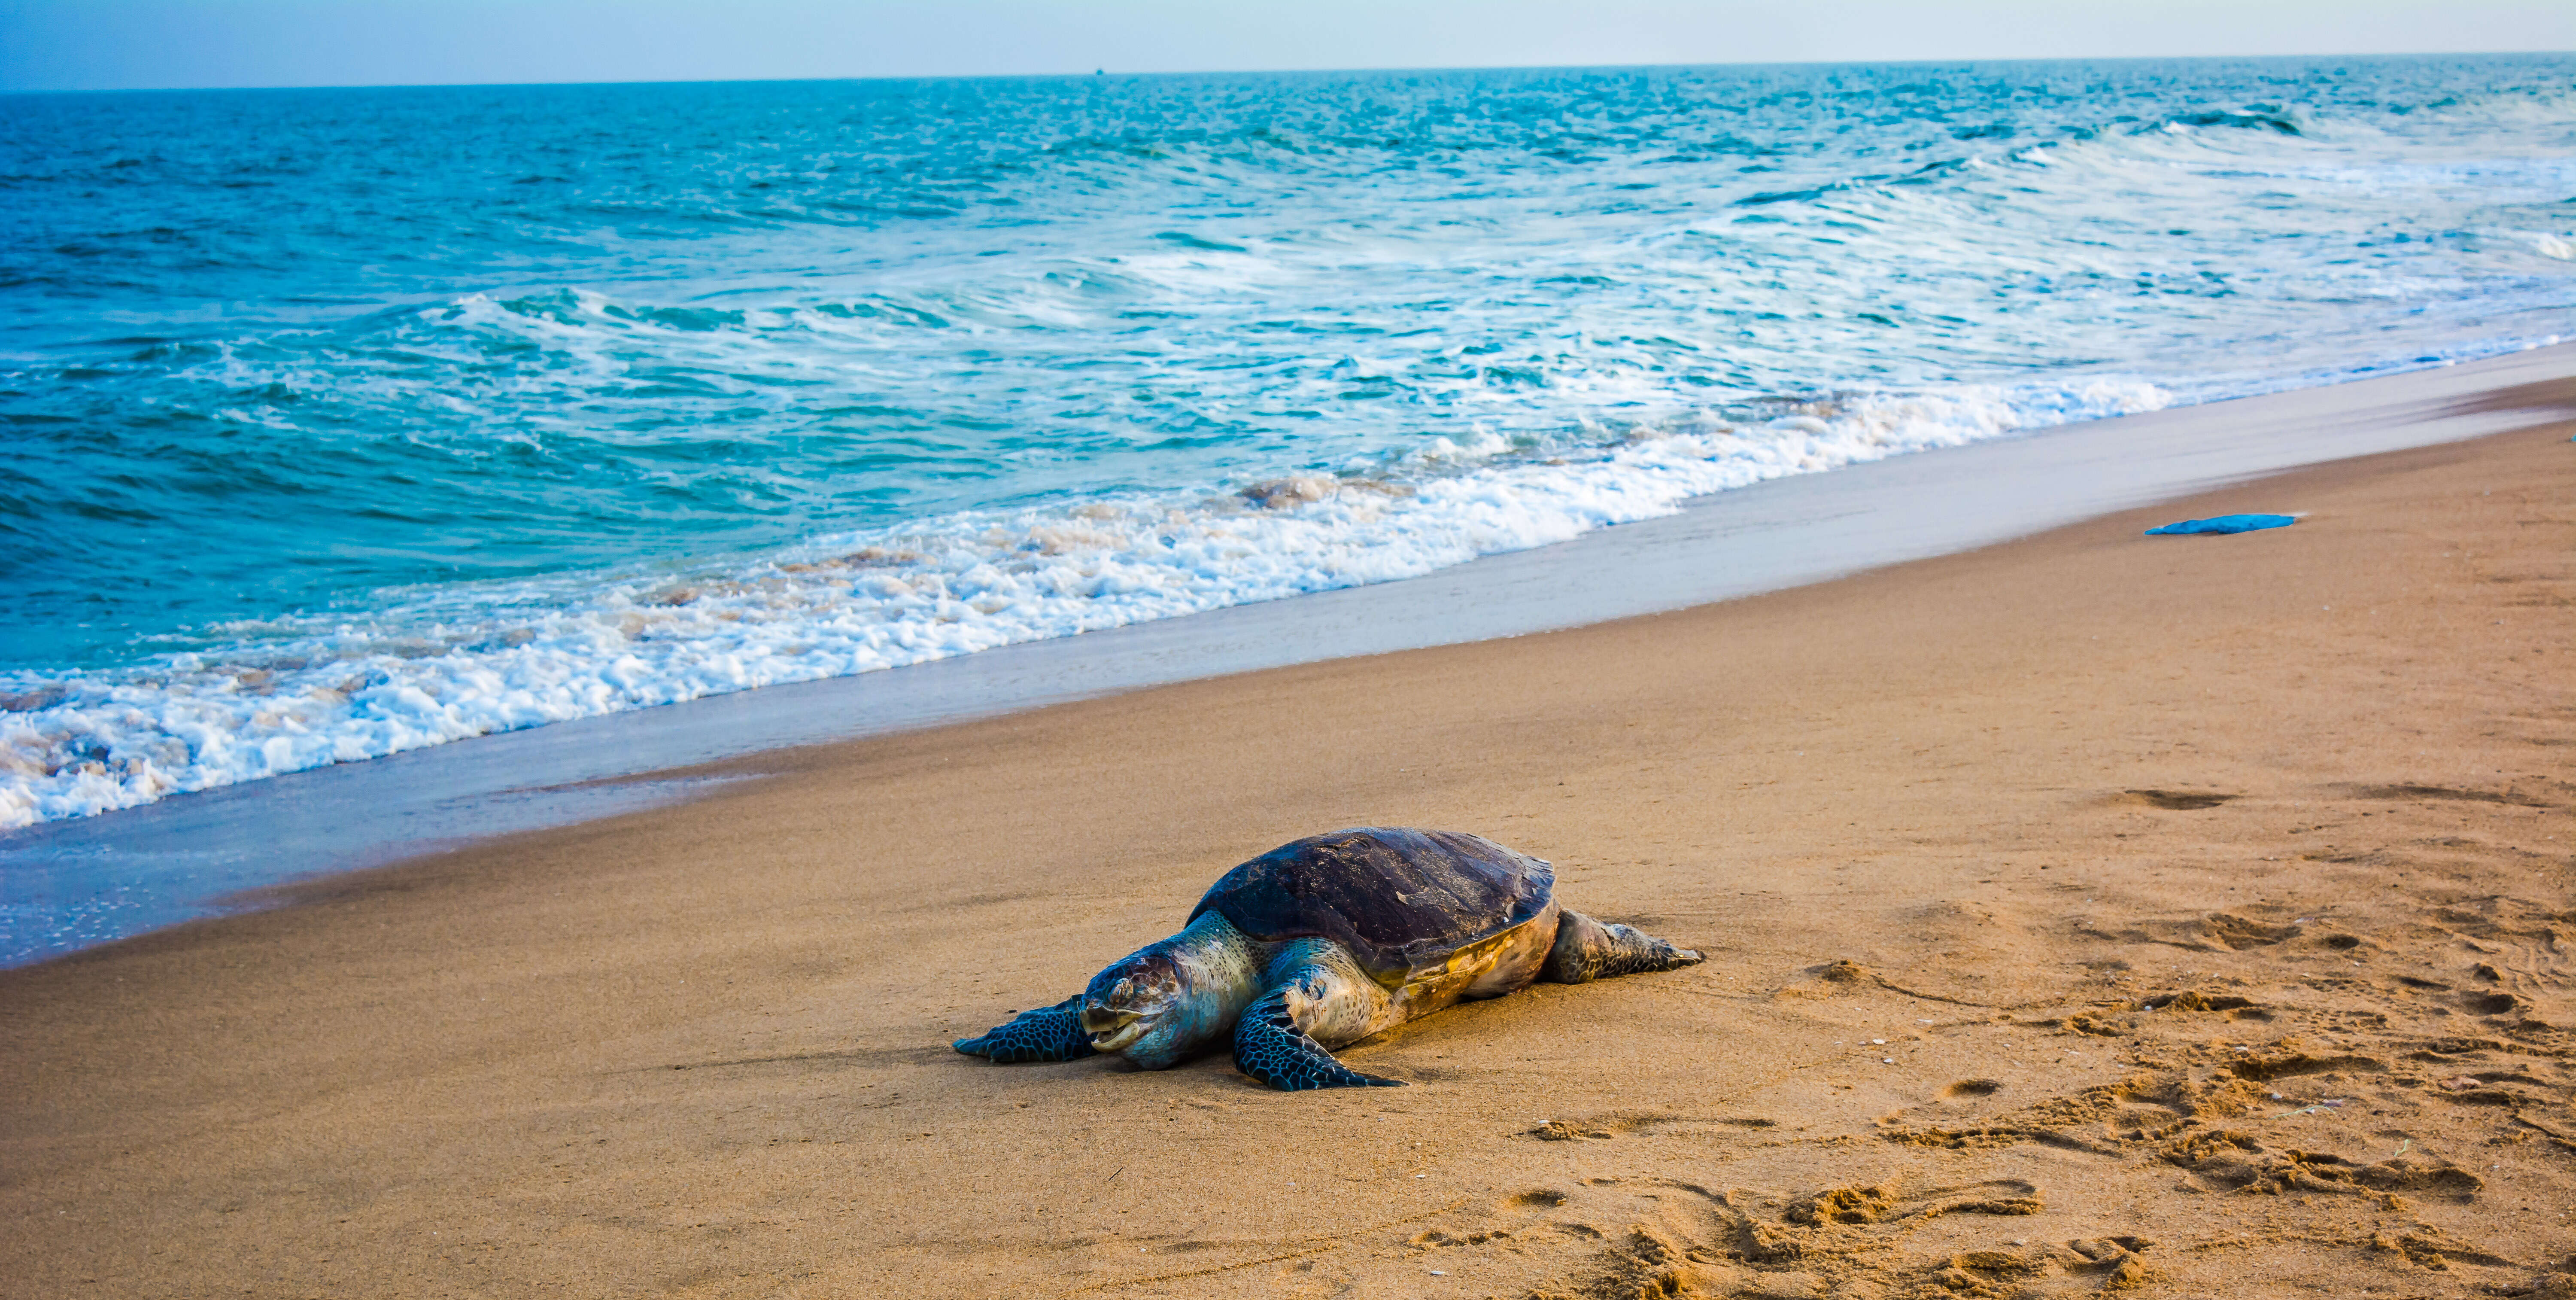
[3,0,2572,92]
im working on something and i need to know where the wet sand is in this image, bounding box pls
[3,400,2572,1297]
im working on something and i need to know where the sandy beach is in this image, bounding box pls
[4,384,2572,1299]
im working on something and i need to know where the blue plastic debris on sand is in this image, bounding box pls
[2145,513,2297,536]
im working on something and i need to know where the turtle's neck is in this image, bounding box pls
[1123,911,1268,1068]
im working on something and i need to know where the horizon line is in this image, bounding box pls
[4,46,2567,97]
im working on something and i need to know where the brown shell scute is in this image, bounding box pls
[1188,828,1555,980]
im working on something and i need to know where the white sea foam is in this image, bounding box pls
[0,376,2171,828]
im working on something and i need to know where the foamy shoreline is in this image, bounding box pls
[3,340,2572,966]
[0,368,2181,831]
[2,334,2558,835]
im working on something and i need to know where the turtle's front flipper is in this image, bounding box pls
[1543,909,1704,984]
[1233,941,1404,1091]
[1234,990,1404,1090]
[954,995,1098,1063]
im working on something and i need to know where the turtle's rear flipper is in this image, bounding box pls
[1543,909,1704,984]
[954,995,1097,1063]
[1233,988,1405,1090]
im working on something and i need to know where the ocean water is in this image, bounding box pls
[3,57,2573,830]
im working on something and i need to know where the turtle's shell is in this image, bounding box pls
[1189,827,1555,980]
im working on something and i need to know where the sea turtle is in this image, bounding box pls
[954,827,1701,1090]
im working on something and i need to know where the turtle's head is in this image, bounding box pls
[1078,912,1261,1069]
[1080,953,1186,1061]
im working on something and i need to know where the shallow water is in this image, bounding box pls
[3,57,2573,828]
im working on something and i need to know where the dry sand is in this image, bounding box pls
[3,397,2573,1298]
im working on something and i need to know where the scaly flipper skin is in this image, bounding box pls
[954,995,1097,1063]
[1232,988,1404,1090]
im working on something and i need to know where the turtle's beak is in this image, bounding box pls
[1082,1004,1146,1053]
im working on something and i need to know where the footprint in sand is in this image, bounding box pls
[2458,991,2522,1016]
[1788,1177,2043,1225]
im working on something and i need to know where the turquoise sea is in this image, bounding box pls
[3,56,2573,829]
